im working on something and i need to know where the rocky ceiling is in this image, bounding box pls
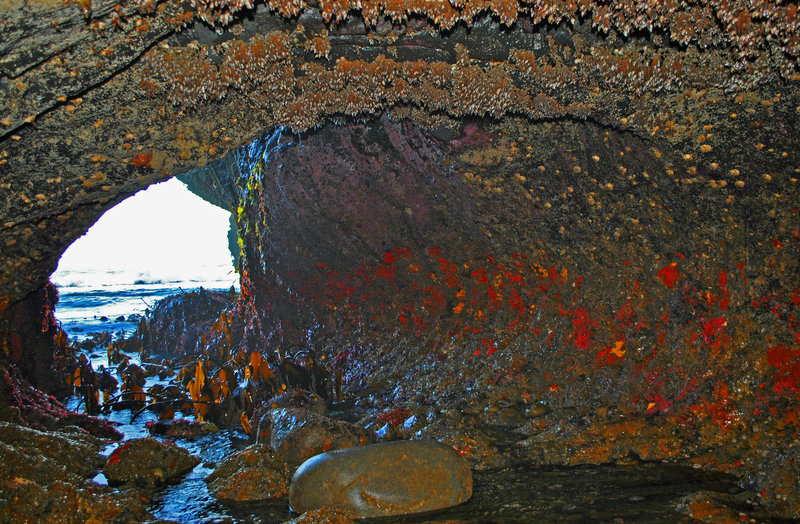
[1,0,798,305]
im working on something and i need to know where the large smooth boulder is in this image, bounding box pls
[289,439,472,518]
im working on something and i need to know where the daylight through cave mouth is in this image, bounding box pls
[51,177,239,339]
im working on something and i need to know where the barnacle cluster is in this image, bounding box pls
[174,0,799,80]
[150,32,589,131]
[150,6,799,136]
[154,32,294,107]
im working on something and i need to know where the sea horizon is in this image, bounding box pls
[53,265,239,341]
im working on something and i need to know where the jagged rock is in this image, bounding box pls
[289,440,472,518]
[0,422,151,522]
[103,437,200,488]
[205,444,291,502]
[0,365,122,439]
[270,408,370,466]
[118,289,234,357]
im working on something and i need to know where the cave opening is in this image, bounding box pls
[51,176,239,339]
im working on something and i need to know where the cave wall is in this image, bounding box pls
[0,0,797,408]
[2,0,799,306]
[221,113,800,514]
[230,112,799,409]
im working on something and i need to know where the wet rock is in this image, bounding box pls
[283,507,356,523]
[289,440,472,518]
[1,366,122,439]
[525,403,553,418]
[0,422,151,522]
[0,421,104,478]
[249,389,328,442]
[205,444,291,502]
[359,405,430,441]
[374,422,398,441]
[0,473,151,523]
[676,491,747,523]
[146,418,219,438]
[415,420,510,470]
[481,400,527,427]
[103,437,200,488]
[520,415,682,466]
[271,407,370,466]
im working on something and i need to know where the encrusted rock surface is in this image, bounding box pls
[270,407,369,466]
[205,443,291,502]
[0,421,151,522]
[103,437,200,488]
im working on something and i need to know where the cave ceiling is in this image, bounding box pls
[1,0,799,304]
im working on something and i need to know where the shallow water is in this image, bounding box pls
[149,428,252,523]
[389,462,741,524]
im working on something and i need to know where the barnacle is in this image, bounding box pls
[145,0,798,137]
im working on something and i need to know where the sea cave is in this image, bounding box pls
[1,0,799,522]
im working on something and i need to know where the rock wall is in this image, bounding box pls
[231,112,799,408]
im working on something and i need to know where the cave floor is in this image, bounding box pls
[62,341,775,524]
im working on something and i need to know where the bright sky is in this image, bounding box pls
[53,178,236,284]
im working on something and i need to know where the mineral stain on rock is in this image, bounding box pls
[289,439,473,518]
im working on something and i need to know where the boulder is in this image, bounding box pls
[250,389,328,442]
[0,422,151,522]
[289,440,472,518]
[271,408,369,466]
[103,437,200,488]
[267,389,328,416]
[205,444,290,502]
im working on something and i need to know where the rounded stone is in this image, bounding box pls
[270,408,369,466]
[289,439,472,518]
[103,437,199,488]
